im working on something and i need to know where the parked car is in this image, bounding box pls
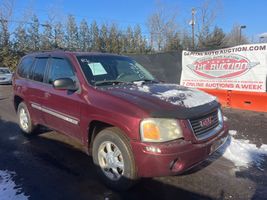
[0,67,12,84]
[13,51,228,190]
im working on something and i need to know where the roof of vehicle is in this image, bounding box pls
[24,50,127,58]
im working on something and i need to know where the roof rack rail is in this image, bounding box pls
[39,48,67,53]
[25,48,67,55]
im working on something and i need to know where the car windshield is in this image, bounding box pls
[0,68,11,74]
[77,55,156,86]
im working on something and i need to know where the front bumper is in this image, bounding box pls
[0,78,12,84]
[131,124,228,177]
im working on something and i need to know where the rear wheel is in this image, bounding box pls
[92,127,138,190]
[17,102,36,135]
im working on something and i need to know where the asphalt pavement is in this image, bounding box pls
[0,85,266,200]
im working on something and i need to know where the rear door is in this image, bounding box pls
[42,57,82,140]
[23,57,49,125]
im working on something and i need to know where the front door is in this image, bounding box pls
[42,57,82,140]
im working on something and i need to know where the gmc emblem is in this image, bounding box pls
[199,117,212,127]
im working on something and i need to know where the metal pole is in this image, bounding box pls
[239,25,246,45]
[191,8,195,49]
[259,36,265,43]
[239,27,242,45]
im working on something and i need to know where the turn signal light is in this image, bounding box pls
[143,122,160,140]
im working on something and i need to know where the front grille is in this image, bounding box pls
[189,110,219,139]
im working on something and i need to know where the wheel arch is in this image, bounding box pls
[87,120,131,154]
[88,120,112,153]
[14,95,24,111]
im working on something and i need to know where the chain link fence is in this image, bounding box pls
[129,51,183,84]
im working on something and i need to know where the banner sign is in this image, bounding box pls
[180,44,267,92]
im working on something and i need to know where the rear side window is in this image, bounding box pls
[48,58,75,84]
[32,58,48,82]
[17,57,34,78]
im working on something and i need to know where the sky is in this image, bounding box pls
[11,0,267,41]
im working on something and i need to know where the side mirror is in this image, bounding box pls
[53,78,78,91]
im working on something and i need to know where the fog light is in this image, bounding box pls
[145,146,161,153]
[170,159,184,172]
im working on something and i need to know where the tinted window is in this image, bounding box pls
[18,57,34,78]
[32,58,48,82]
[0,68,11,74]
[48,58,75,84]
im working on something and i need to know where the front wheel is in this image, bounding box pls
[92,127,138,190]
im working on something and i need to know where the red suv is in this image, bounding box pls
[13,51,228,190]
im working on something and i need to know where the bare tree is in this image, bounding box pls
[147,10,164,51]
[223,24,249,47]
[147,1,179,51]
[0,0,17,69]
[0,0,14,47]
[196,0,222,49]
[42,3,65,49]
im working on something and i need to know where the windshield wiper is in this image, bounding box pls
[132,79,159,84]
[95,80,130,86]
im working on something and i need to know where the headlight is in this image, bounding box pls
[140,118,183,142]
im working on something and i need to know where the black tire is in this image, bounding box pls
[92,127,138,190]
[17,102,36,135]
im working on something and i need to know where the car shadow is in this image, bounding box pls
[235,152,267,200]
[0,118,229,200]
[0,97,8,101]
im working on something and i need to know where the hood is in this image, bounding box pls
[100,83,219,119]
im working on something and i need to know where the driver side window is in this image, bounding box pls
[48,58,76,84]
